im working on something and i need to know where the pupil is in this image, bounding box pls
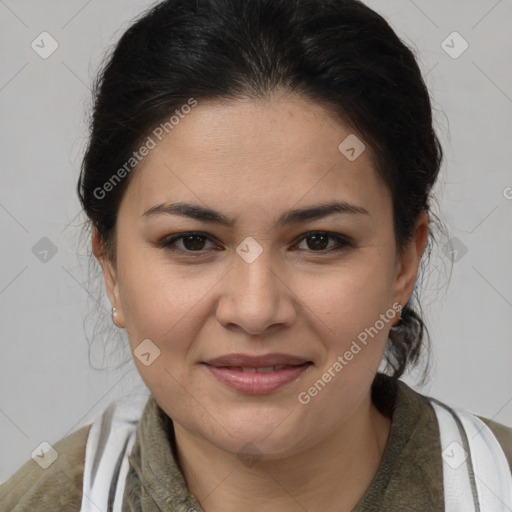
[184,235,205,251]
[308,234,328,250]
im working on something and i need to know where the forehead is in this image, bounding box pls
[119,94,390,221]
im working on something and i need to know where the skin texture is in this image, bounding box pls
[93,92,429,512]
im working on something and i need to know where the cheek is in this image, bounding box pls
[292,251,396,332]
[293,267,393,423]
[116,244,224,354]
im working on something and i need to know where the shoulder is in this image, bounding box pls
[476,415,512,473]
[425,392,512,476]
[0,424,91,512]
[395,378,512,475]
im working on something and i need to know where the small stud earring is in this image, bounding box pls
[112,307,121,328]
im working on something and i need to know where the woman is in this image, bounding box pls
[1,0,511,510]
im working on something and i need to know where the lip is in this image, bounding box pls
[202,353,313,394]
[204,352,311,367]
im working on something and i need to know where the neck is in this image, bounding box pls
[173,392,392,512]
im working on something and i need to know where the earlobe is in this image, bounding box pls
[92,227,126,328]
[393,211,429,310]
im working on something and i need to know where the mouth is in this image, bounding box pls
[209,364,309,373]
[202,354,313,394]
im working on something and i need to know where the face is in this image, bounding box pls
[94,93,427,459]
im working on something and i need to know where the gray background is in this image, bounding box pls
[1,0,511,483]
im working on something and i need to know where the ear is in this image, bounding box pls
[392,210,429,315]
[92,226,125,328]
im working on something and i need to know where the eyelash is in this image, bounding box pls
[157,231,355,257]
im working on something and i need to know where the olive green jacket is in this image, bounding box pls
[1,374,511,511]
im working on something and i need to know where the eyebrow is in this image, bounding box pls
[142,200,369,228]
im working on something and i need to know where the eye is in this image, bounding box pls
[157,230,354,257]
[292,231,354,253]
[158,232,220,255]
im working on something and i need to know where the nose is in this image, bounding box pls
[215,245,297,336]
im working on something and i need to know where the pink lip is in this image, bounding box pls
[202,353,313,394]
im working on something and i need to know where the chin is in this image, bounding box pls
[216,433,303,461]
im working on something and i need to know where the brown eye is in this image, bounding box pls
[179,234,208,251]
[305,233,330,251]
[157,230,354,257]
[158,232,218,254]
[294,232,354,253]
